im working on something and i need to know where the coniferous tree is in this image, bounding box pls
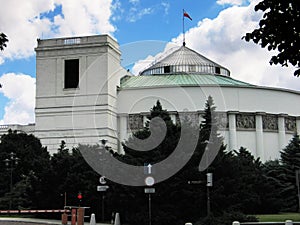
[280,133,300,211]
[261,159,284,213]
[113,100,205,225]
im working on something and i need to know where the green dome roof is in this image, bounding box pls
[120,45,253,89]
[120,74,253,89]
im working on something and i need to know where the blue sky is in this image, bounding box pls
[0,0,299,125]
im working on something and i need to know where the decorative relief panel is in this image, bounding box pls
[215,112,228,129]
[236,113,255,129]
[285,116,296,132]
[262,114,278,131]
[128,114,144,131]
[176,112,199,126]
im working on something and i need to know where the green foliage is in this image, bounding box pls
[0,32,8,51]
[115,98,267,225]
[0,98,288,224]
[197,212,257,225]
[244,1,300,76]
[49,142,100,209]
[121,100,180,166]
[279,133,300,211]
[0,130,51,209]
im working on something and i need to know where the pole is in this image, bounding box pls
[64,192,67,207]
[148,193,152,225]
[207,186,211,216]
[182,9,185,46]
[102,194,105,222]
[9,166,13,210]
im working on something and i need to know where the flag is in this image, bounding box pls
[183,11,192,20]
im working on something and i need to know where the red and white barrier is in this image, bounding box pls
[0,209,70,214]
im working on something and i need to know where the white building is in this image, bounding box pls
[1,34,300,160]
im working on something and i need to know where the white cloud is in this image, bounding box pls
[0,73,35,125]
[217,0,245,6]
[131,42,178,75]
[54,0,115,36]
[161,2,170,16]
[0,0,115,63]
[129,0,140,4]
[127,7,153,22]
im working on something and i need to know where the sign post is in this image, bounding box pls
[206,173,213,216]
[144,168,155,225]
[98,176,109,222]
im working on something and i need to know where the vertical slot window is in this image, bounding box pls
[65,59,79,89]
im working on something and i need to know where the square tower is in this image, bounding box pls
[35,35,126,153]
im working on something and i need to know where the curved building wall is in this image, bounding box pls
[117,85,300,160]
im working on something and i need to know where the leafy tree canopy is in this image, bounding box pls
[244,1,300,76]
[0,32,8,51]
[0,130,51,209]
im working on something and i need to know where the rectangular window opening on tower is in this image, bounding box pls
[215,67,221,74]
[65,59,79,89]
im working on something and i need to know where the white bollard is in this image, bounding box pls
[185,223,193,225]
[90,213,96,225]
[114,212,121,225]
[232,221,240,225]
[285,220,293,225]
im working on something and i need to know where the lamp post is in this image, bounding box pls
[4,152,19,210]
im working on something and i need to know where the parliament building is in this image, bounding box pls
[1,34,300,160]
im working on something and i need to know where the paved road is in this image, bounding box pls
[0,217,111,225]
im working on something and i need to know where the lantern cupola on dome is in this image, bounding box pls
[140,45,230,76]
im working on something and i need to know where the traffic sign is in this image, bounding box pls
[188,180,203,184]
[144,163,153,174]
[99,176,106,184]
[97,185,109,192]
[145,176,155,186]
[144,188,155,194]
[207,173,213,187]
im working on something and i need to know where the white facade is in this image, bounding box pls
[34,35,126,153]
[117,85,300,161]
[1,34,300,159]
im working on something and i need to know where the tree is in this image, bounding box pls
[0,130,51,209]
[244,1,300,76]
[279,133,300,211]
[261,159,285,213]
[0,33,8,51]
[50,141,100,210]
[112,100,205,225]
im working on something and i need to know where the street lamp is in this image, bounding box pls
[4,152,20,210]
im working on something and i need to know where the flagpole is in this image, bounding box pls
[183,9,185,46]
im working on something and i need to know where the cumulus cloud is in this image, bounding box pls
[0,0,115,64]
[0,73,35,125]
[53,0,115,36]
[217,0,245,6]
[131,42,178,75]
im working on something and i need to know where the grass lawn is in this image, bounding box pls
[256,213,300,222]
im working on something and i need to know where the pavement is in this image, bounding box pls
[0,217,111,225]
